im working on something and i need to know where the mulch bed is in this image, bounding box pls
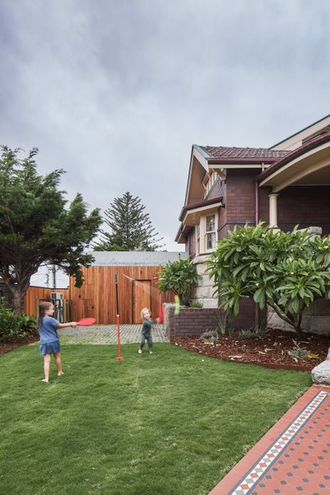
[173,329,330,371]
[0,334,39,356]
[2,330,330,372]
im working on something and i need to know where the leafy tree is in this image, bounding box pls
[0,146,102,315]
[207,223,330,336]
[95,192,163,251]
[158,258,200,306]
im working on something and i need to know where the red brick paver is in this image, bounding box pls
[210,386,330,495]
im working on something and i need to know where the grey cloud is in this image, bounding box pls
[0,0,329,250]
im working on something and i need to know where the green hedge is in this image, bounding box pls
[0,299,37,343]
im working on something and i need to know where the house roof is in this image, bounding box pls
[198,145,289,164]
[270,114,330,149]
[257,131,330,182]
[90,251,187,266]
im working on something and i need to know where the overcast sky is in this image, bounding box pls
[1,0,329,252]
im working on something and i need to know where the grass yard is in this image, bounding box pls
[0,343,311,495]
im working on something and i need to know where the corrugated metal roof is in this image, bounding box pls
[90,251,187,266]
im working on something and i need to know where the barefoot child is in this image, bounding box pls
[38,301,77,383]
[138,307,154,354]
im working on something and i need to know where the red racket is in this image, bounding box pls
[77,317,96,326]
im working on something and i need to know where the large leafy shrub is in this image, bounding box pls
[207,224,330,336]
[158,258,200,306]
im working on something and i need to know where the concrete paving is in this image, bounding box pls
[60,324,168,345]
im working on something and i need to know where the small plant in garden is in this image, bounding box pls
[158,258,200,306]
[240,329,260,339]
[201,329,219,344]
[190,301,203,308]
[215,310,234,336]
[287,340,309,362]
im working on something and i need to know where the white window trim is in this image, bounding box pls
[196,213,218,254]
[195,224,200,255]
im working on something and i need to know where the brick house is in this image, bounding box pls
[175,114,330,332]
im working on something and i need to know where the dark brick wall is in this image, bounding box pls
[217,177,330,235]
[164,299,256,340]
[258,186,270,224]
[226,169,257,224]
[277,186,330,234]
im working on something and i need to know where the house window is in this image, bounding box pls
[205,214,216,250]
[196,224,200,254]
[203,172,219,198]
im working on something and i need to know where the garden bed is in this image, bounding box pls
[174,329,330,371]
[0,334,38,355]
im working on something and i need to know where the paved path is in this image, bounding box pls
[210,385,330,495]
[60,324,168,345]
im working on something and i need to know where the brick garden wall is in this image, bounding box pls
[164,299,256,341]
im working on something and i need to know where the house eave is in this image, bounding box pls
[258,135,330,191]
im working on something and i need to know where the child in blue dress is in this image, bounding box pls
[38,301,77,383]
[138,307,154,354]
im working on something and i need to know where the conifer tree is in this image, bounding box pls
[95,192,163,251]
[0,146,101,314]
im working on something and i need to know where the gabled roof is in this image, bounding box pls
[198,145,288,164]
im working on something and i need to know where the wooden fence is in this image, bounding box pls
[69,266,174,324]
[24,287,70,318]
[24,266,174,324]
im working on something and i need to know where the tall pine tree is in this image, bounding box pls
[95,192,163,251]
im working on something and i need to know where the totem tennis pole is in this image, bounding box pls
[114,272,123,363]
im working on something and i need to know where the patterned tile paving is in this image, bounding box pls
[210,387,330,495]
[60,324,168,344]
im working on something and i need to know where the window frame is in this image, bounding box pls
[204,214,216,252]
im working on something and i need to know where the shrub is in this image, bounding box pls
[0,298,37,342]
[208,223,330,336]
[190,301,203,309]
[158,258,200,306]
[17,315,37,335]
[0,305,20,342]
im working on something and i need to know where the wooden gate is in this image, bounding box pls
[69,266,175,324]
[133,280,151,323]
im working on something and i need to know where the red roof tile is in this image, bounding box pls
[199,145,289,164]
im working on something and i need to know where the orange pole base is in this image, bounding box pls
[116,314,123,363]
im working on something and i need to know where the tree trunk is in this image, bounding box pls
[11,285,27,316]
[269,302,304,338]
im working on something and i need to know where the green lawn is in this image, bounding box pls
[0,343,311,495]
